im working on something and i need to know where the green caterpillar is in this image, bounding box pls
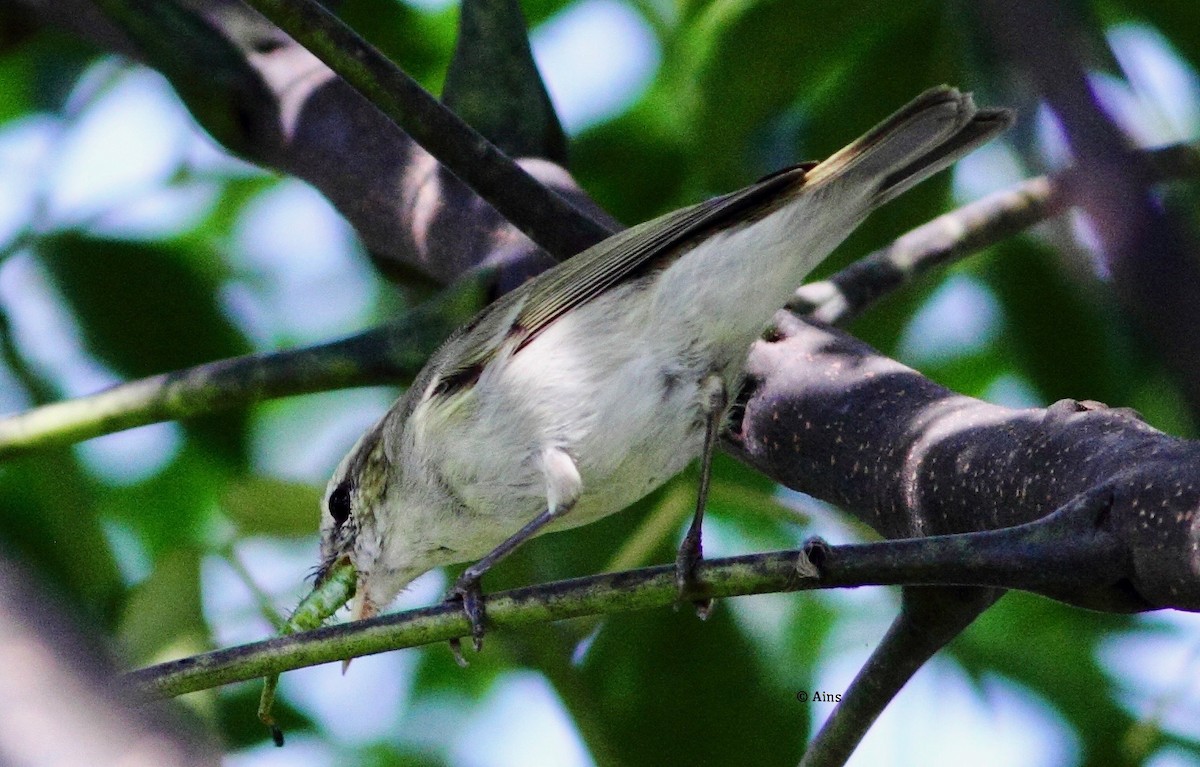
[257,560,357,746]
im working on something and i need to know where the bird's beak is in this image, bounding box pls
[342,585,377,674]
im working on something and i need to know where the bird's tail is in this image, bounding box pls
[804,86,1013,206]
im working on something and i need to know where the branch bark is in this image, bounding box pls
[237,0,611,258]
[129,490,1130,699]
[15,0,615,287]
[728,312,1200,611]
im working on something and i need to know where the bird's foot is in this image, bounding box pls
[675,527,713,620]
[444,573,487,667]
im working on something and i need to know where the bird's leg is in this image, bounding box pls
[446,447,581,666]
[675,374,727,619]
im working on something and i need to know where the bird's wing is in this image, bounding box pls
[429,162,813,396]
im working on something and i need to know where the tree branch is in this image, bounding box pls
[792,143,1200,325]
[799,586,1002,767]
[0,275,487,457]
[237,0,611,259]
[17,0,615,285]
[128,490,1133,699]
[728,312,1200,611]
[3,143,1195,457]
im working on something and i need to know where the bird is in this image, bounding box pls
[313,86,1012,660]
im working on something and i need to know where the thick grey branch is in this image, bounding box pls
[728,312,1200,611]
[238,0,611,258]
[17,0,614,285]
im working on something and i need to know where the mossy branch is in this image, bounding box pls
[0,274,488,457]
[127,495,1128,699]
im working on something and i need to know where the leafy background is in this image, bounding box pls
[1,0,1200,765]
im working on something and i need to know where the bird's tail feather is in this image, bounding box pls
[805,86,1013,205]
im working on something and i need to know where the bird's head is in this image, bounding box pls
[316,412,427,622]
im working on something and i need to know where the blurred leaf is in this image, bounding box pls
[337,0,458,94]
[849,275,940,358]
[580,602,807,765]
[950,592,1139,767]
[784,593,839,681]
[683,0,936,190]
[798,3,966,278]
[222,476,321,538]
[37,233,247,377]
[354,742,451,767]
[412,641,508,699]
[96,446,225,555]
[37,233,251,463]
[117,546,208,664]
[0,29,96,123]
[519,0,582,28]
[916,348,1013,402]
[0,452,124,627]
[187,173,277,243]
[982,239,1135,405]
[572,101,692,224]
[705,453,806,547]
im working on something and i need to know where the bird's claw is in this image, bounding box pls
[444,574,487,666]
[675,529,713,620]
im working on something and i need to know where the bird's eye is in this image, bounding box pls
[328,481,352,527]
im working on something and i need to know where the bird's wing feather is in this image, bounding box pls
[434,163,812,388]
[516,164,812,341]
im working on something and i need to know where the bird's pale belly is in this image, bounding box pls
[436,284,743,559]
[442,369,715,557]
[545,411,707,534]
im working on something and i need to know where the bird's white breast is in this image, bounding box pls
[424,185,866,561]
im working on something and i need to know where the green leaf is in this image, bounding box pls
[117,546,209,664]
[572,102,692,224]
[682,0,936,189]
[0,29,96,123]
[37,233,251,463]
[222,476,321,538]
[96,446,225,555]
[580,602,808,766]
[0,452,124,628]
[336,0,459,95]
[982,239,1135,406]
